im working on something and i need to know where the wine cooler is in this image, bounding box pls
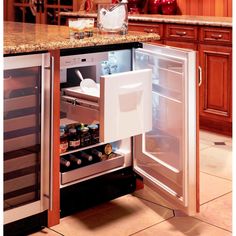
[3,53,52,228]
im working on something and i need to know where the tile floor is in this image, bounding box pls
[31,130,232,236]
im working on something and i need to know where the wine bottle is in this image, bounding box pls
[91,148,102,158]
[60,157,71,167]
[68,154,82,166]
[79,151,93,162]
[104,143,113,155]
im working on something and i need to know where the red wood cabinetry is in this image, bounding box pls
[164,24,198,50]
[199,26,232,136]
[129,22,164,45]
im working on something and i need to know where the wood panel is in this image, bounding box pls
[47,49,61,227]
[199,44,232,135]
[176,0,232,17]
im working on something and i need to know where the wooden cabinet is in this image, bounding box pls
[4,0,74,25]
[129,22,164,45]
[199,27,232,45]
[199,26,232,136]
[165,24,198,42]
[128,21,232,136]
[164,24,198,50]
[199,44,232,135]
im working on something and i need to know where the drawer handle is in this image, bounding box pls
[211,34,222,39]
[198,66,202,87]
[175,31,187,36]
[144,28,154,33]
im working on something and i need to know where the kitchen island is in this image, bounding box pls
[4,21,160,55]
[4,21,198,236]
[3,21,161,233]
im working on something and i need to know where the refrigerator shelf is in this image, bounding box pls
[60,153,125,186]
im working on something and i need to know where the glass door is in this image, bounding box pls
[13,0,39,23]
[133,44,198,215]
[4,53,51,224]
[42,0,73,25]
[11,0,73,24]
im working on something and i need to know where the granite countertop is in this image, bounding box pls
[4,21,160,55]
[60,11,232,27]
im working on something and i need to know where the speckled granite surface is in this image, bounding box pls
[60,11,232,27]
[4,21,160,55]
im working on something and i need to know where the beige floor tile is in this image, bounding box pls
[200,130,232,143]
[200,146,232,180]
[51,195,173,236]
[132,185,175,210]
[132,216,232,236]
[195,193,232,231]
[200,141,212,150]
[200,172,232,204]
[29,227,61,235]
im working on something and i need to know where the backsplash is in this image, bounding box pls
[175,0,231,17]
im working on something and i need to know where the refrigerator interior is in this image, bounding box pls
[59,49,133,188]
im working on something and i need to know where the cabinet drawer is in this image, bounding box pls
[165,40,198,50]
[129,22,164,38]
[61,69,152,143]
[165,24,198,41]
[200,27,232,45]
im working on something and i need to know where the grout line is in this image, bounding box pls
[199,146,213,151]
[191,217,232,233]
[200,171,232,181]
[200,191,232,206]
[44,226,65,236]
[128,215,175,236]
[132,194,174,211]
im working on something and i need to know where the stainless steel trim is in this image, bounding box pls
[49,56,54,211]
[4,53,51,224]
[198,66,202,87]
[41,53,51,211]
[40,54,46,209]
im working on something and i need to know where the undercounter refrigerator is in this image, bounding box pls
[59,43,198,217]
[3,53,53,235]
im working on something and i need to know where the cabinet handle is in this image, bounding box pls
[198,66,202,87]
[49,56,54,211]
[144,28,154,33]
[175,31,187,36]
[211,34,222,39]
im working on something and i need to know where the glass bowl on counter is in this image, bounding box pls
[97,1,128,34]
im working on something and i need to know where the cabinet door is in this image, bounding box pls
[100,69,152,143]
[199,44,232,136]
[4,53,51,224]
[133,44,199,215]
[41,0,73,25]
[8,0,40,23]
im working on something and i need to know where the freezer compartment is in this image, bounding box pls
[61,153,124,185]
[61,69,152,143]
